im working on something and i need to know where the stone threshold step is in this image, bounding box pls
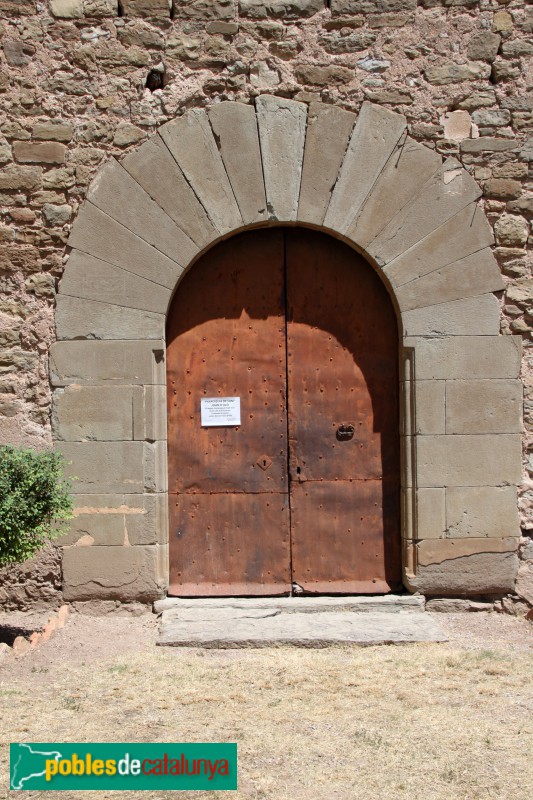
[154,594,425,615]
[157,608,447,648]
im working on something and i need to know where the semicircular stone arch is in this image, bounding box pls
[51,96,522,605]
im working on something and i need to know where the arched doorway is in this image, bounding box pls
[166,228,401,596]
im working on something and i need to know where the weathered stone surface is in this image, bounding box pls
[331,0,416,11]
[318,30,377,54]
[174,0,233,19]
[406,336,522,380]
[208,102,267,225]
[67,202,182,290]
[484,179,522,200]
[2,39,35,67]
[56,440,161,495]
[239,0,323,17]
[416,434,522,488]
[395,249,504,311]
[83,0,118,15]
[13,141,67,164]
[515,562,533,605]
[158,606,447,647]
[159,109,242,234]
[363,88,413,105]
[471,109,510,128]
[119,0,170,17]
[370,159,481,266]
[87,160,198,267]
[121,135,216,249]
[446,486,520,538]
[298,102,356,226]
[0,165,42,191]
[133,384,166,442]
[425,62,491,85]
[409,552,519,596]
[467,32,501,62]
[324,102,406,233]
[50,340,165,386]
[62,544,165,602]
[414,380,445,435]
[32,121,74,142]
[25,273,55,297]
[446,380,522,435]
[416,488,446,539]
[294,64,353,86]
[59,251,170,313]
[0,544,62,612]
[42,203,72,226]
[385,203,494,287]
[402,294,500,337]
[52,385,137,441]
[0,244,40,273]
[348,136,441,249]
[461,137,518,154]
[417,536,518,566]
[493,10,512,32]
[113,123,147,147]
[64,493,167,547]
[494,214,529,247]
[49,0,83,17]
[55,295,165,340]
[0,0,36,15]
[256,95,307,221]
[441,110,472,141]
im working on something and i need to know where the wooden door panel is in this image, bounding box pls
[168,493,291,596]
[285,229,401,591]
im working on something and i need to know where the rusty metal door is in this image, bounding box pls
[285,229,401,593]
[167,227,401,596]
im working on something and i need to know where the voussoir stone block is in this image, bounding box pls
[446,486,520,538]
[402,294,500,337]
[59,250,171,314]
[52,385,137,441]
[256,95,307,221]
[87,159,198,267]
[50,340,165,386]
[208,102,267,226]
[324,102,406,233]
[159,109,242,234]
[121,135,216,248]
[445,379,522,434]
[55,296,165,341]
[369,158,482,267]
[298,102,356,226]
[62,544,165,602]
[395,248,504,311]
[416,434,522,488]
[67,202,182,290]
[384,202,494,287]
[347,136,442,249]
[406,335,522,380]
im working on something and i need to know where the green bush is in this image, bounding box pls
[0,446,73,567]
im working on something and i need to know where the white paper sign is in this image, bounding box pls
[201,397,241,427]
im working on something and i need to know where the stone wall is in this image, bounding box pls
[0,0,532,611]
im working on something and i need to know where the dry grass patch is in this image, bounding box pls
[1,620,532,800]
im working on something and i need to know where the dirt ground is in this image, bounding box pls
[1,610,532,800]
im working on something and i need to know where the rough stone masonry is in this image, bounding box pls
[0,0,532,614]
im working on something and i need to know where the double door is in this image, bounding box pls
[166,228,401,595]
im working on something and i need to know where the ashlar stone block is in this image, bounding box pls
[414,380,445,434]
[50,340,165,386]
[256,94,307,221]
[59,250,171,314]
[208,102,267,226]
[384,203,494,287]
[87,159,198,267]
[406,335,522,380]
[446,486,520,538]
[52,385,137,441]
[57,441,146,494]
[409,551,519,596]
[416,434,522,487]
[446,379,522,434]
[417,536,518,566]
[67,202,182,290]
[395,248,504,311]
[159,109,242,234]
[121,135,216,248]
[59,493,167,547]
[298,102,356,226]
[416,488,446,539]
[369,159,482,267]
[402,294,500,337]
[347,136,442,249]
[62,544,165,602]
[55,296,165,341]
[324,102,407,233]
[133,384,167,442]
